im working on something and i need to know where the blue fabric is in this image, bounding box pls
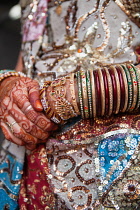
[0,154,23,210]
[98,133,140,191]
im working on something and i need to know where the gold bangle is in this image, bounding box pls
[40,81,63,124]
[80,69,89,119]
[90,69,96,118]
[104,67,113,116]
[49,77,76,122]
[69,73,80,116]
[40,81,50,111]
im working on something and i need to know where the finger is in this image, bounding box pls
[26,79,43,112]
[23,102,56,132]
[5,116,38,145]
[9,103,50,140]
[12,89,53,131]
[29,91,43,112]
[0,121,25,146]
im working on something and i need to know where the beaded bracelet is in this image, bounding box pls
[86,70,93,119]
[104,67,113,116]
[90,69,96,118]
[76,71,84,119]
[80,70,89,119]
[0,70,26,83]
[108,67,117,114]
[40,81,51,111]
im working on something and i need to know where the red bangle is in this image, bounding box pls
[98,68,105,116]
[115,65,125,112]
[93,70,101,117]
[102,68,109,116]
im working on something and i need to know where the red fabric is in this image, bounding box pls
[18,144,56,210]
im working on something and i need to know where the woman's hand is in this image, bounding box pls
[0,76,57,150]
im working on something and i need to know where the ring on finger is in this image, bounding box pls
[6,121,17,133]
[24,105,33,113]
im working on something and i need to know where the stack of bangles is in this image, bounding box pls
[40,63,140,124]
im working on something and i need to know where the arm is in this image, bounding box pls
[40,63,140,124]
[15,51,23,72]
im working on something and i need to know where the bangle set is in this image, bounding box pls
[40,64,140,123]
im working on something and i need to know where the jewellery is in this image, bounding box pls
[90,69,96,118]
[40,81,51,111]
[101,68,109,116]
[121,64,133,112]
[98,68,105,116]
[86,70,93,119]
[130,64,140,110]
[24,105,33,113]
[126,64,138,111]
[104,67,113,116]
[50,77,76,121]
[0,70,26,84]
[109,67,117,114]
[115,65,126,112]
[117,65,128,113]
[69,73,80,116]
[39,64,140,122]
[111,66,121,114]
[40,81,60,123]
[6,121,17,133]
[80,70,89,119]
[76,71,84,119]
[93,70,101,117]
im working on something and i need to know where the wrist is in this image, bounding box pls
[40,76,80,124]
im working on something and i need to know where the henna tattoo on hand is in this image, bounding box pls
[0,76,57,148]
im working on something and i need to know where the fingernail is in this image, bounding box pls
[35,99,43,111]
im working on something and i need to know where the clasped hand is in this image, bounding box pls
[0,76,57,150]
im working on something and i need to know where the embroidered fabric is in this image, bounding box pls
[1,0,140,209]
[0,140,25,210]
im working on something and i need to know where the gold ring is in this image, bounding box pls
[6,121,17,133]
